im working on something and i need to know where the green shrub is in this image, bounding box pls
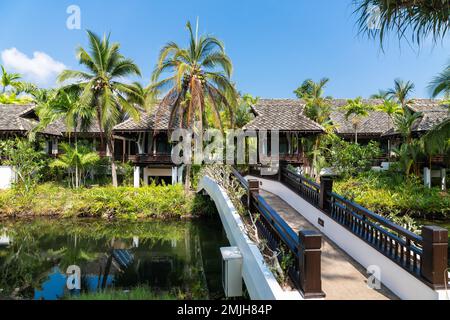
[0,183,213,219]
[334,171,450,219]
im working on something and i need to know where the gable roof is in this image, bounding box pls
[243,99,324,132]
[0,104,61,136]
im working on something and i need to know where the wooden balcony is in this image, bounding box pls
[134,153,173,165]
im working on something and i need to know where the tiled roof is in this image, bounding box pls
[0,104,61,136]
[243,99,324,132]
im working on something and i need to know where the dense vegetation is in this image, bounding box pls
[0,183,216,219]
[334,171,450,220]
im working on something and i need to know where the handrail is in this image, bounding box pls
[329,191,422,243]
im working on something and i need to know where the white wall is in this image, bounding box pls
[0,166,15,190]
[249,176,450,300]
[198,176,304,300]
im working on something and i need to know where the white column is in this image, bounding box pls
[134,166,140,188]
[172,167,178,185]
[441,168,447,191]
[424,167,431,188]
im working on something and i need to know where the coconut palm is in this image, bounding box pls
[429,61,450,98]
[341,97,373,143]
[57,30,143,187]
[149,21,237,189]
[354,0,450,47]
[1,66,22,93]
[387,79,415,110]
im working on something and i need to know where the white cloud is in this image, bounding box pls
[1,48,67,87]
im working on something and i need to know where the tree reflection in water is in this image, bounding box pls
[0,218,228,300]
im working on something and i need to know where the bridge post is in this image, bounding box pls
[247,179,260,208]
[298,230,325,298]
[319,176,333,212]
[420,226,448,288]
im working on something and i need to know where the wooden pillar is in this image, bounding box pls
[319,176,333,212]
[247,179,260,208]
[421,226,448,289]
[298,230,325,298]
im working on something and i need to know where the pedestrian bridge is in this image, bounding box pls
[198,166,449,300]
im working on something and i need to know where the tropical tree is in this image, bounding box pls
[341,97,373,143]
[234,94,257,128]
[370,90,389,99]
[376,99,403,118]
[429,61,450,98]
[354,0,450,47]
[50,142,100,188]
[393,109,422,144]
[57,30,143,187]
[387,79,415,110]
[294,78,332,179]
[1,66,22,93]
[0,93,33,105]
[149,21,237,190]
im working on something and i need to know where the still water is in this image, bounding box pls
[0,218,229,300]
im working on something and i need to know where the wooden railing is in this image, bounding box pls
[280,166,320,207]
[231,167,324,298]
[135,153,173,164]
[277,168,449,289]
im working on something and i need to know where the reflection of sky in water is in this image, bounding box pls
[34,267,113,300]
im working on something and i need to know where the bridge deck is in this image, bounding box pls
[260,190,398,300]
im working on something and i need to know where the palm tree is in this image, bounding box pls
[1,66,22,93]
[387,79,415,110]
[149,21,237,190]
[354,0,450,47]
[393,109,422,144]
[295,78,332,179]
[341,97,373,143]
[57,31,143,187]
[376,99,403,118]
[370,90,389,100]
[50,143,100,188]
[429,61,450,98]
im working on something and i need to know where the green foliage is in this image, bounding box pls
[334,171,450,220]
[0,183,208,219]
[329,140,381,177]
[68,286,178,300]
[0,139,46,193]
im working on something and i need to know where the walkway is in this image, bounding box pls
[260,190,398,300]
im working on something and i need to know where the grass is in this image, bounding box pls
[68,286,178,300]
[0,183,217,219]
[334,171,450,220]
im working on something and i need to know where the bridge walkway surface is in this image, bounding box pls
[260,190,398,300]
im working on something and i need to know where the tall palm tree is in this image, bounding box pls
[57,31,143,187]
[295,78,332,179]
[354,0,450,47]
[387,79,415,110]
[149,21,237,189]
[393,109,422,144]
[429,61,450,98]
[341,97,373,143]
[1,66,22,93]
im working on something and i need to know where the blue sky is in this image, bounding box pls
[0,0,448,98]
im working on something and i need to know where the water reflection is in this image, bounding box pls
[0,219,229,300]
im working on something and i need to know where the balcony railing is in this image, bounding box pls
[134,153,173,164]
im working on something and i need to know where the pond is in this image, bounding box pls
[0,218,230,300]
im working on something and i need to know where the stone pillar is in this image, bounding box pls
[424,167,431,188]
[133,166,140,188]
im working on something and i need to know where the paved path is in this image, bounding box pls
[260,190,398,300]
